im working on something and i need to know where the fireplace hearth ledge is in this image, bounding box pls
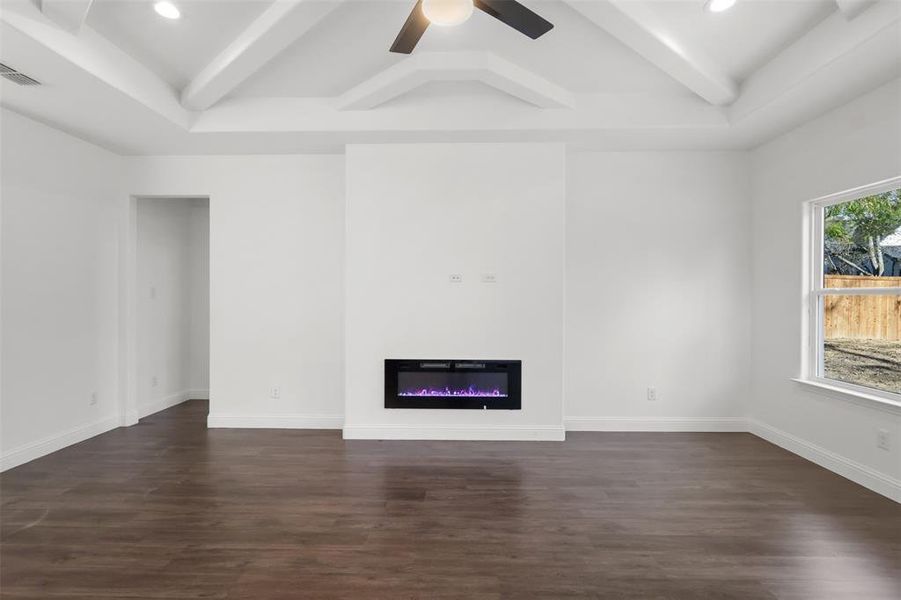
[342,425,566,441]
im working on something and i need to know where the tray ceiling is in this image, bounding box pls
[0,0,898,154]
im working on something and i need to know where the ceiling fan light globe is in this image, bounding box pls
[153,1,181,19]
[705,0,736,13]
[422,0,474,27]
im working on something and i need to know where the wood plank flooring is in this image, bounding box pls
[1,400,898,599]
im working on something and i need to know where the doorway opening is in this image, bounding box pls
[134,197,209,419]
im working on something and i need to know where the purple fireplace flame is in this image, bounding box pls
[399,385,508,398]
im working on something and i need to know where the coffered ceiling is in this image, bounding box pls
[1,0,898,154]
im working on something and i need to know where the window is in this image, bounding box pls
[807,178,901,403]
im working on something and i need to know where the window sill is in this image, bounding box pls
[792,378,901,414]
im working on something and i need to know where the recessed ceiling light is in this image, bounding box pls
[154,1,181,20]
[705,0,736,13]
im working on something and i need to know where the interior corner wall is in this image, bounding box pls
[136,197,209,418]
[749,78,901,500]
[1,108,124,471]
[344,143,566,440]
[565,151,751,430]
[126,155,345,428]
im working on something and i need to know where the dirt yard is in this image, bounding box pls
[824,338,901,394]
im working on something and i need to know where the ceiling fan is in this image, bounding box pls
[390,0,554,54]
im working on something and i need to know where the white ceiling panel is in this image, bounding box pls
[87,0,272,89]
[231,0,692,99]
[643,0,836,82]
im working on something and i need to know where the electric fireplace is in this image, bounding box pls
[385,359,521,410]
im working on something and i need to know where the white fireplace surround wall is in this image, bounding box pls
[343,143,567,440]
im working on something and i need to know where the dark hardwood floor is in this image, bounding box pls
[1,400,898,599]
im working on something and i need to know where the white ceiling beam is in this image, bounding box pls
[194,93,727,135]
[563,0,737,106]
[181,0,344,111]
[336,52,575,111]
[730,1,901,126]
[182,91,734,152]
[40,0,94,33]
[835,0,877,19]
[1,6,191,129]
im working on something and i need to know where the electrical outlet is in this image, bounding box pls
[877,429,891,451]
[151,375,158,388]
[481,273,497,284]
[647,386,658,401]
[90,392,98,406]
[270,386,281,399]
[449,274,463,283]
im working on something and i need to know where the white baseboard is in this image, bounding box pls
[121,408,140,427]
[208,413,344,429]
[565,416,747,432]
[187,389,209,400]
[0,415,120,472]
[342,425,566,441]
[138,390,194,419]
[749,419,901,503]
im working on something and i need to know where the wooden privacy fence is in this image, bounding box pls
[824,275,901,341]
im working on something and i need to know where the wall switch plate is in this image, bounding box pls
[270,386,281,399]
[151,375,158,388]
[647,386,658,401]
[877,429,891,451]
[149,286,157,299]
[481,273,497,283]
[90,392,98,406]
[449,274,463,283]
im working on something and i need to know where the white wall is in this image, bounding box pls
[344,143,566,440]
[188,200,210,394]
[565,151,750,430]
[127,156,345,427]
[1,108,124,470]
[4,88,898,502]
[749,78,901,501]
[136,197,208,418]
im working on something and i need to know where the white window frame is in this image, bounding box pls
[803,176,901,408]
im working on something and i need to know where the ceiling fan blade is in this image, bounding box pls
[390,0,430,54]
[474,0,553,39]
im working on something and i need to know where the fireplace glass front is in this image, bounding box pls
[385,360,521,409]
